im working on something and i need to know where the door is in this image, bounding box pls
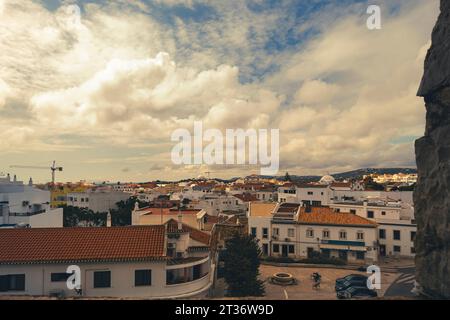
[282,245,288,257]
[339,250,348,261]
[307,247,314,258]
[262,244,269,256]
[321,249,331,258]
[379,245,386,257]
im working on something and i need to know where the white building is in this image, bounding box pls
[248,202,378,264]
[67,190,130,213]
[330,199,416,257]
[135,191,164,203]
[0,175,62,228]
[0,223,213,298]
[189,193,255,216]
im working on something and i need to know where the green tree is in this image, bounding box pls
[284,172,292,182]
[61,205,105,227]
[222,233,265,297]
[110,197,147,226]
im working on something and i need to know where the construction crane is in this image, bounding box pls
[10,161,63,186]
[204,171,215,180]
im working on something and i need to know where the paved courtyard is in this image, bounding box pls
[256,265,400,300]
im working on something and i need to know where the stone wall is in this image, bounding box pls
[415,0,450,299]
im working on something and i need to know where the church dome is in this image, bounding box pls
[319,175,335,185]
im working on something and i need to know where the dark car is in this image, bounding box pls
[337,286,378,299]
[335,278,369,292]
[357,266,368,272]
[335,274,368,286]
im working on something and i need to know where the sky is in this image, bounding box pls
[0,0,440,183]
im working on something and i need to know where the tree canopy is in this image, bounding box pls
[222,233,265,297]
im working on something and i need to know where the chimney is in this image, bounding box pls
[13,175,17,183]
[6,173,10,182]
[107,212,112,227]
[132,203,140,226]
[28,177,33,186]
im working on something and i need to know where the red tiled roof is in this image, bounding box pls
[330,182,352,188]
[165,219,211,245]
[296,183,329,189]
[0,226,166,265]
[297,207,377,227]
[204,214,219,224]
[138,208,201,215]
[233,193,258,202]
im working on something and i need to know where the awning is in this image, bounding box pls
[320,244,367,252]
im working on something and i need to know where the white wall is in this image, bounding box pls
[0,258,212,299]
[9,208,63,228]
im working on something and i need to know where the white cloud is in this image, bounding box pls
[0,0,441,181]
[294,80,340,106]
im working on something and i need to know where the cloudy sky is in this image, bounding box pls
[0,0,440,183]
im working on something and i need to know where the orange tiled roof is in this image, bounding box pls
[138,207,201,215]
[233,193,258,202]
[297,207,377,227]
[165,219,211,245]
[0,226,166,265]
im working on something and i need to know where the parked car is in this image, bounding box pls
[335,274,368,286]
[337,286,378,299]
[335,278,369,292]
[357,265,368,272]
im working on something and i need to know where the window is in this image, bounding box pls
[135,270,151,287]
[356,252,365,260]
[273,244,280,253]
[393,246,401,253]
[357,232,364,240]
[381,211,386,216]
[306,229,314,238]
[51,273,70,282]
[262,228,268,239]
[307,191,313,195]
[273,228,279,237]
[339,231,347,240]
[411,231,416,242]
[411,247,416,254]
[288,228,295,238]
[0,274,25,292]
[393,230,401,241]
[312,201,321,207]
[335,208,341,213]
[367,211,374,219]
[288,245,295,254]
[379,229,386,239]
[93,271,111,288]
[350,209,356,214]
[251,227,257,237]
[322,230,330,239]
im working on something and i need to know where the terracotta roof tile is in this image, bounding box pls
[165,219,211,245]
[0,226,166,265]
[297,207,377,227]
[233,193,258,202]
